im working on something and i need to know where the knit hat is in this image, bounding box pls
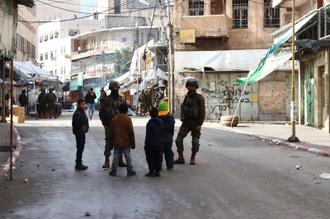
[158,101,168,112]
[119,103,128,113]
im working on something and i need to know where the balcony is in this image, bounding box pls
[179,15,227,39]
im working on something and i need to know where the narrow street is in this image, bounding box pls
[1,113,330,219]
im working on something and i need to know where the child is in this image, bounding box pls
[158,101,175,171]
[144,107,164,177]
[109,103,136,176]
[72,99,89,170]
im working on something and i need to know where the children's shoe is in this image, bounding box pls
[109,170,116,176]
[127,170,136,176]
[145,172,155,177]
[155,171,161,177]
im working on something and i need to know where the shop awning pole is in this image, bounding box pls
[2,58,5,123]
[10,60,13,180]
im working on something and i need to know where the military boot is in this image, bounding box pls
[118,153,127,167]
[102,155,110,168]
[75,161,88,170]
[190,152,197,165]
[174,152,185,164]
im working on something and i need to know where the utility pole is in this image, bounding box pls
[288,0,299,142]
[166,0,173,113]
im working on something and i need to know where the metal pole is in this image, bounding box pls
[288,0,299,142]
[10,60,13,180]
[167,0,173,113]
[2,58,5,122]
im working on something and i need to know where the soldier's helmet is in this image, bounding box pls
[144,89,148,93]
[186,78,199,89]
[109,81,120,90]
[49,86,54,92]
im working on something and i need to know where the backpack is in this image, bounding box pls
[139,93,146,102]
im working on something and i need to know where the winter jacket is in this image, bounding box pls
[99,90,106,103]
[109,113,135,149]
[145,118,164,146]
[183,89,205,126]
[85,91,97,104]
[158,113,175,143]
[72,107,89,135]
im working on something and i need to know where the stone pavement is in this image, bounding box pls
[0,123,22,180]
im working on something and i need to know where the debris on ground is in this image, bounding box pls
[296,165,303,170]
[319,173,330,179]
[208,143,214,146]
[86,212,91,216]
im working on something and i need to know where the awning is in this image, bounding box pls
[156,68,168,80]
[12,61,58,81]
[175,50,269,73]
[104,72,130,92]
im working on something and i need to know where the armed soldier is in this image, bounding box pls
[144,89,152,115]
[138,90,147,116]
[38,88,47,118]
[99,81,126,168]
[47,87,57,119]
[174,78,205,165]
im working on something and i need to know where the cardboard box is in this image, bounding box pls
[11,106,24,116]
[13,115,25,123]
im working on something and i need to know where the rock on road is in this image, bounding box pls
[1,113,330,219]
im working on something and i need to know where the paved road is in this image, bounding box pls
[1,113,330,219]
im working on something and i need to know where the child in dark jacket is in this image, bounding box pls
[158,101,175,170]
[144,107,164,177]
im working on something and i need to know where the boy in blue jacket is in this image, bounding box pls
[144,107,164,177]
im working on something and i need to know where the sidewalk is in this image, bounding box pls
[204,122,330,156]
[0,123,22,180]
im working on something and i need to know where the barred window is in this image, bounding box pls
[40,53,43,61]
[233,0,248,29]
[264,0,280,28]
[27,41,30,53]
[21,37,25,53]
[189,0,204,16]
[114,0,121,14]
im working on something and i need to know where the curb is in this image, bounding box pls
[0,126,23,180]
[218,125,330,157]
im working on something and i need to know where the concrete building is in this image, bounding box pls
[16,4,37,62]
[172,0,296,121]
[37,20,103,82]
[271,0,330,133]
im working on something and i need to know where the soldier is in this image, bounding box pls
[138,89,146,116]
[38,88,47,118]
[144,89,152,115]
[19,90,28,112]
[174,78,205,165]
[47,87,57,119]
[99,81,126,168]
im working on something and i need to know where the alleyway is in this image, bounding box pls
[1,114,330,218]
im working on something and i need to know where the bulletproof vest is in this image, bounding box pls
[105,95,123,114]
[183,93,199,119]
[47,93,56,103]
[38,93,47,103]
[139,93,146,102]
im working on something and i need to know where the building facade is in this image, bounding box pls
[172,0,297,121]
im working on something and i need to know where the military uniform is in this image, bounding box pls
[99,94,124,156]
[145,89,152,113]
[19,92,28,107]
[47,89,57,118]
[175,78,205,165]
[38,89,47,118]
[138,91,146,114]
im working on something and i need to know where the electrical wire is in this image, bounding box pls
[143,0,158,55]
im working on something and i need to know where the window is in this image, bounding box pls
[61,67,63,75]
[233,0,248,29]
[45,52,48,60]
[40,35,43,43]
[122,37,127,43]
[69,29,80,37]
[264,0,280,28]
[211,0,225,15]
[27,41,30,53]
[63,67,66,75]
[50,51,54,58]
[141,32,144,44]
[115,0,121,14]
[189,0,204,16]
[21,37,25,53]
[40,53,43,61]
[50,32,54,40]
[55,30,59,38]
[50,71,54,75]
[32,45,35,58]
[44,34,48,42]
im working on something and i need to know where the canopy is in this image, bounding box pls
[12,61,58,81]
[175,50,268,73]
[105,72,130,92]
